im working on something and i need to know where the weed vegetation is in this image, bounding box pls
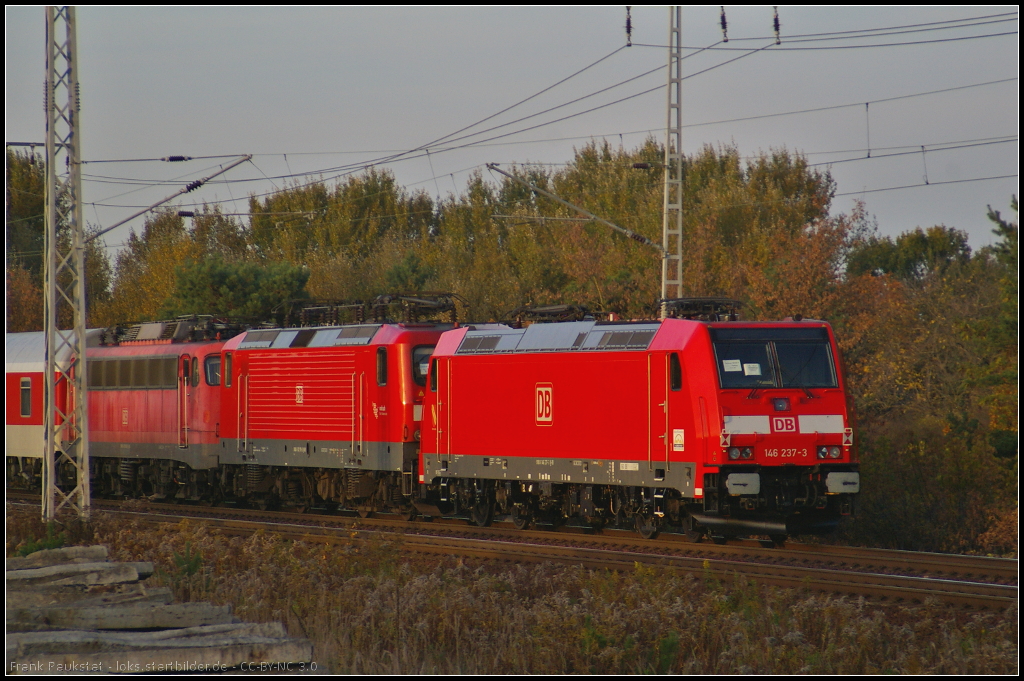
[7,505,1017,675]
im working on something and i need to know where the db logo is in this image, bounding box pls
[772,416,797,433]
[535,383,553,425]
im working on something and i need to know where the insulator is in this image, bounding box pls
[177,211,195,218]
[632,162,651,169]
[185,180,203,192]
[163,155,192,162]
[720,6,728,42]
[773,7,781,45]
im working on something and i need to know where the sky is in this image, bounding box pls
[5,6,1019,256]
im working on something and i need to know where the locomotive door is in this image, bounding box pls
[177,355,191,448]
[237,370,248,452]
[647,353,670,472]
[435,358,451,462]
[373,347,390,462]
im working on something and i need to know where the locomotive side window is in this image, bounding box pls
[104,360,117,388]
[224,353,232,388]
[204,355,222,386]
[429,359,438,392]
[669,353,682,391]
[117,359,132,388]
[376,347,388,386]
[162,357,177,388]
[132,358,147,388]
[87,360,103,388]
[412,346,434,387]
[20,378,31,417]
[191,357,200,388]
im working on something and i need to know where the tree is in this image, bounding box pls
[6,150,46,283]
[6,149,111,329]
[846,225,972,280]
[159,257,310,322]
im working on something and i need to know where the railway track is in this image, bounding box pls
[8,495,1017,609]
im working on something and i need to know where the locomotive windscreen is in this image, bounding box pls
[710,327,838,389]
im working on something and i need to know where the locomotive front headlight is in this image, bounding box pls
[728,447,741,460]
[741,447,753,460]
[828,446,841,459]
[817,446,828,459]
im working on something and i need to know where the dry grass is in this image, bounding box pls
[7,504,1017,674]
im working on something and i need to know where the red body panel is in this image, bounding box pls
[421,319,853,496]
[221,325,446,447]
[6,372,44,427]
[87,341,226,446]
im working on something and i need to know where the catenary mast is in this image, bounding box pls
[661,6,684,319]
[43,5,90,519]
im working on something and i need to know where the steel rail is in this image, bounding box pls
[7,495,1016,586]
[120,509,1021,610]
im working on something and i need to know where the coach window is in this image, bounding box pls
[670,353,682,391]
[376,347,388,386]
[429,359,438,392]
[205,355,221,386]
[20,378,32,417]
[224,353,232,388]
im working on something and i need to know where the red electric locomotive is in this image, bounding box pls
[85,318,238,500]
[419,313,858,540]
[217,319,451,513]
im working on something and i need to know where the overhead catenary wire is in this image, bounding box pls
[632,30,1017,51]
[75,75,1017,195]
[720,11,1017,42]
[45,11,1013,244]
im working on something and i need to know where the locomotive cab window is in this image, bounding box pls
[204,355,221,386]
[376,347,388,386]
[20,378,32,417]
[711,327,837,390]
[429,359,438,392]
[412,346,434,387]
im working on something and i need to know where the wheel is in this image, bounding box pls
[634,512,659,540]
[470,501,493,527]
[402,506,418,522]
[357,507,373,518]
[510,505,532,530]
[682,514,703,543]
[769,534,787,548]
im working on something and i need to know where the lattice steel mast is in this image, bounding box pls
[660,6,684,319]
[43,5,90,519]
